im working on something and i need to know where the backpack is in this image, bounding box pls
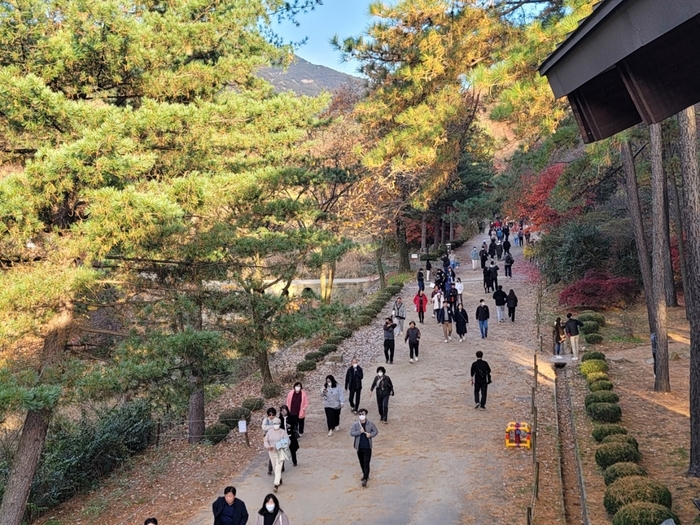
[505,254,514,265]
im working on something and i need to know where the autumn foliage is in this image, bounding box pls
[559,271,639,309]
[515,163,565,229]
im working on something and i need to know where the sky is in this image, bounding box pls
[273,0,377,76]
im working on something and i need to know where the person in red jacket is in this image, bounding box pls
[285,382,309,436]
[413,289,428,324]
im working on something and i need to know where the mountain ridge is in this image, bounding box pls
[258,55,364,97]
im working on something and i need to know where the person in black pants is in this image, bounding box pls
[383,318,397,363]
[470,351,492,410]
[370,366,394,423]
[344,358,364,413]
[279,405,300,466]
[350,409,379,487]
[404,321,421,362]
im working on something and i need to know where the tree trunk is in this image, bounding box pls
[0,309,71,525]
[668,167,689,316]
[187,374,205,444]
[449,207,454,242]
[620,140,656,332]
[375,240,386,289]
[320,261,335,304]
[678,106,700,476]
[432,209,439,249]
[396,216,411,272]
[420,212,427,253]
[650,123,670,393]
[662,172,678,306]
[440,216,445,246]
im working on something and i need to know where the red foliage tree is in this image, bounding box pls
[516,163,566,230]
[559,270,640,309]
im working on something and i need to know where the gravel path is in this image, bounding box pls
[187,233,541,524]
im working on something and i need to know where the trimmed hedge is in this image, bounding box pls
[241,397,265,412]
[604,463,648,486]
[356,315,373,326]
[611,502,680,525]
[602,434,639,451]
[219,407,251,428]
[593,424,627,442]
[587,402,622,423]
[603,476,672,515]
[261,383,281,399]
[579,312,606,326]
[335,328,353,339]
[585,391,620,408]
[581,359,609,375]
[319,344,338,355]
[296,360,317,372]
[590,380,614,392]
[345,318,361,330]
[325,336,345,346]
[581,321,600,334]
[582,351,607,362]
[586,372,610,384]
[305,351,325,362]
[586,333,604,344]
[595,442,641,470]
[204,423,230,445]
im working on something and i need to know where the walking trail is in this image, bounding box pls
[187,232,541,525]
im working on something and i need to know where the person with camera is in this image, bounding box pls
[350,408,379,487]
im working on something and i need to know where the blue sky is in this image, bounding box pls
[273,0,377,76]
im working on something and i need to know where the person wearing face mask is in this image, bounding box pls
[285,382,308,437]
[212,486,249,525]
[278,405,299,467]
[344,358,364,414]
[404,321,421,363]
[455,303,469,342]
[262,407,277,476]
[255,494,290,525]
[263,418,289,493]
[383,317,397,363]
[349,408,379,487]
[322,375,345,436]
[370,366,394,423]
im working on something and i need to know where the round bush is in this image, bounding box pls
[318,344,338,355]
[602,434,639,451]
[587,402,622,423]
[356,315,373,326]
[261,383,282,399]
[581,321,601,334]
[345,318,361,330]
[241,397,265,412]
[325,336,344,346]
[586,333,604,345]
[586,371,610,384]
[581,359,609,375]
[296,359,317,372]
[305,351,325,362]
[611,502,679,525]
[593,424,627,442]
[604,463,648,486]
[204,423,230,444]
[604,476,672,515]
[585,391,620,408]
[579,312,606,326]
[582,351,607,362]
[590,380,614,392]
[360,307,378,317]
[595,442,641,470]
[335,328,353,339]
[219,407,251,428]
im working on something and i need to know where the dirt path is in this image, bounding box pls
[186,234,547,525]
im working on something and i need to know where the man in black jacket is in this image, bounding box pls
[212,486,248,525]
[345,358,364,413]
[476,299,490,339]
[492,285,508,323]
[471,351,492,410]
[564,312,585,360]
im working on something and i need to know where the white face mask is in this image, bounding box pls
[273,424,280,430]
[377,372,384,377]
[327,382,332,387]
[266,503,276,513]
[359,415,366,421]
[294,386,301,392]
[353,363,358,368]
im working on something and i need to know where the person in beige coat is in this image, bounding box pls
[263,418,289,492]
[255,494,290,525]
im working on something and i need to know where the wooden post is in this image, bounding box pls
[534,353,538,390]
[155,419,161,449]
[245,430,250,447]
[527,506,532,525]
[532,406,538,464]
[534,461,540,499]
[531,386,536,415]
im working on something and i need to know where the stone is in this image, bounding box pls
[327,355,344,363]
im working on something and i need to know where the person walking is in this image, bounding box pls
[455,277,464,305]
[476,299,490,339]
[479,246,489,270]
[417,267,425,291]
[350,408,379,487]
[370,366,394,423]
[144,518,158,525]
[488,260,500,290]
[383,317,397,363]
[404,321,421,362]
[564,312,584,360]
[504,252,514,278]
[503,238,511,256]
[285,382,308,437]
[262,407,278,476]
[432,288,443,320]
[488,239,497,259]
[213,486,249,525]
[492,285,508,323]
[322,375,344,436]
[470,246,479,270]
[454,303,469,342]
[442,252,450,273]
[483,265,493,294]
[413,289,428,324]
[471,351,492,410]
[425,259,432,282]
[437,300,453,342]
[553,317,566,358]
[495,241,503,260]
[279,405,299,467]
[255,494,290,525]
[345,358,363,414]
[506,289,518,322]
[392,297,406,335]
[263,419,289,493]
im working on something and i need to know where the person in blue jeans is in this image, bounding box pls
[476,299,490,339]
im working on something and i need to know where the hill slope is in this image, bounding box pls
[258,56,363,97]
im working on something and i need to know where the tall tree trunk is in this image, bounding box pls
[0,309,72,525]
[449,207,454,242]
[620,140,656,332]
[420,212,427,253]
[320,261,335,304]
[663,172,678,306]
[440,216,445,246]
[187,374,205,443]
[375,240,386,289]
[432,209,440,249]
[678,106,700,476]
[650,123,670,392]
[396,216,411,272]
[668,167,689,316]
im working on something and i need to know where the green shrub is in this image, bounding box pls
[586,371,610,384]
[204,423,230,444]
[305,351,325,362]
[585,391,620,408]
[388,284,403,294]
[345,318,361,330]
[241,397,265,412]
[593,424,627,442]
[595,442,641,470]
[335,328,353,339]
[586,333,604,344]
[582,351,607,362]
[604,462,648,486]
[604,476,672,515]
[581,321,600,334]
[579,312,606,326]
[581,359,609,375]
[296,359,317,372]
[325,336,344,346]
[319,344,338,355]
[611,502,680,525]
[590,380,614,391]
[261,383,282,399]
[356,315,373,326]
[360,307,378,317]
[602,434,639,451]
[587,402,622,423]
[219,407,251,428]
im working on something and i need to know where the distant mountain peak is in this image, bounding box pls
[258,55,364,97]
